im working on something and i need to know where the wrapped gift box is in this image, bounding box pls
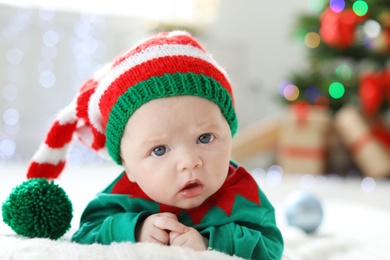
[277,104,331,175]
[334,105,390,178]
[231,118,279,163]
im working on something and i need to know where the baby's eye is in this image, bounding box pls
[197,133,214,144]
[151,146,168,157]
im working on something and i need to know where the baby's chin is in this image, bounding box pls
[170,197,208,210]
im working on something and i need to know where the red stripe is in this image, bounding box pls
[99,56,232,128]
[76,78,98,121]
[279,146,325,159]
[75,77,107,151]
[91,127,106,150]
[45,120,77,148]
[113,34,205,67]
[27,161,66,179]
[350,132,374,154]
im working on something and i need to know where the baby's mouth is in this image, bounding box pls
[180,180,204,198]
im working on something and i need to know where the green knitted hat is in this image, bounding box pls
[89,31,238,164]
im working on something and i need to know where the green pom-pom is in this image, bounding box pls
[2,178,73,240]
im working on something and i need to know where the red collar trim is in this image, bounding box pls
[112,164,260,224]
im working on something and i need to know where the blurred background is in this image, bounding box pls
[1,3,390,255]
[0,0,389,180]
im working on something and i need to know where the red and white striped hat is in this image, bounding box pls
[27,30,238,179]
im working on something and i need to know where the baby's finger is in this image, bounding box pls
[169,231,180,243]
[151,228,170,245]
[153,216,188,234]
[158,212,178,221]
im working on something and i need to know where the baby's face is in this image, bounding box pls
[120,95,232,209]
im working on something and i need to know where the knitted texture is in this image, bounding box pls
[26,30,236,178]
[107,72,236,163]
[2,178,72,239]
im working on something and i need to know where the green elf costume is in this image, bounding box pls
[10,31,284,259]
[71,163,282,259]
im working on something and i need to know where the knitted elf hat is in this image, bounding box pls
[2,30,238,239]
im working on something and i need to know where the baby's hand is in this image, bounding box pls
[136,212,188,245]
[169,227,208,251]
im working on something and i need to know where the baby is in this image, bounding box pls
[26,31,283,259]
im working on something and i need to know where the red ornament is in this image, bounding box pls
[359,69,390,115]
[382,69,390,103]
[320,8,368,49]
[291,101,310,126]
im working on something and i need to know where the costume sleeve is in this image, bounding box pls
[203,210,284,260]
[71,194,149,245]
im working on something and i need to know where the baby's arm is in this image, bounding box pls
[136,212,188,245]
[204,220,283,259]
[72,196,188,245]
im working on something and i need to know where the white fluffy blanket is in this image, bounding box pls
[1,164,390,259]
[0,234,241,259]
[1,200,389,260]
[279,200,390,260]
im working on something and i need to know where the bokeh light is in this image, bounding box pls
[361,177,376,192]
[305,86,321,102]
[314,96,330,111]
[353,0,368,17]
[329,82,345,99]
[39,71,56,88]
[281,82,300,101]
[363,20,381,38]
[74,20,95,39]
[7,48,23,65]
[335,64,352,81]
[329,0,345,13]
[267,165,283,187]
[308,0,325,12]
[278,81,291,95]
[305,32,321,48]
[285,85,299,101]
[43,29,60,47]
[0,139,16,157]
[3,123,20,135]
[3,108,19,126]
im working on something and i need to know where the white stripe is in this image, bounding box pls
[88,43,229,133]
[32,143,72,165]
[57,99,78,125]
[93,62,112,81]
[75,121,94,148]
[167,30,191,37]
[81,63,112,134]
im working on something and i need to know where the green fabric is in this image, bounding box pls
[105,72,238,164]
[71,166,283,259]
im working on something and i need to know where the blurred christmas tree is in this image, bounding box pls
[280,0,390,115]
